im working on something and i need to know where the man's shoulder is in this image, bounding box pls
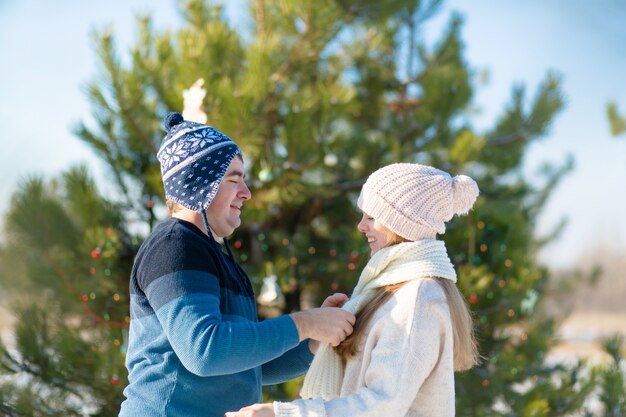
[149,217,204,242]
[134,218,220,280]
[140,218,209,254]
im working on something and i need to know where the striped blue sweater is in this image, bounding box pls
[119,218,312,417]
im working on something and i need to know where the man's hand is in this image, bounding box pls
[308,293,350,353]
[290,307,355,347]
[321,292,349,308]
[225,403,274,417]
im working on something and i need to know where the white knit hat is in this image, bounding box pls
[357,163,479,240]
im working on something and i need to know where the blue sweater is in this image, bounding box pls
[119,218,313,417]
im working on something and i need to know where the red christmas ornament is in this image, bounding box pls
[348,263,356,271]
[481,379,489,388]
[111,377,120,385]
[91,249,101,259]
[146,200,154,208]
[234,241,242,249]
[468,294,478,304]
[89,267,97,275]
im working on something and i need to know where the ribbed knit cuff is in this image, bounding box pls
[274,398,326,417]
[294,339,315,366]
[358,189,439,240]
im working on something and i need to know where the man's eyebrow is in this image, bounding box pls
[225,169,245,178]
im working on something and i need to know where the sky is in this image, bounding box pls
[1,0,625,269]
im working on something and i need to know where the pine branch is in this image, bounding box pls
[268,8,353,83]
[74,124,135,210]
[45,254,128,329]
[476,299,513,316]
[255,0,265,38]
[4,351,84,399]
[487,129,529,145]
[405,8,416,90]
[120,107,158,155]
[98,32,157,155]
[337,178,366,191]
[528,155,574,222]
[398,121,425,145]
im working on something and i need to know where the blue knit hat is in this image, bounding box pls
[157,112,241,212]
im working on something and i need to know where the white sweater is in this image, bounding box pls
[275,278,455,417]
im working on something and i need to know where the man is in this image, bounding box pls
[119,112,354,417]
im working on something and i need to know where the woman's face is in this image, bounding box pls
[357,212,392,256]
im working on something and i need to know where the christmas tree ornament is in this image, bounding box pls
[520,290,539,315]
[182,78,208,124]
[257,275,285,308]
[258,167,273,182]
[323,153,338,166]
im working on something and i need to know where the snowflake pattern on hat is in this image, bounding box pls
[157,113,241,212]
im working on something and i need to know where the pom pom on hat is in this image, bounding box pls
[357,163,479,240]
[451,175,479,215]
[163,112,184,132]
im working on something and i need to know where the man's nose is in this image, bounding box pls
[240,182,252,200]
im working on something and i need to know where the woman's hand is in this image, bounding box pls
[225,403,274,417]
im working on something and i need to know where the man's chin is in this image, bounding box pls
[226,220,241,235]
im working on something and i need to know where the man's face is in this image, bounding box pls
[205,156,251,238]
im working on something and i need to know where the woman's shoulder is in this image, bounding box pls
[375,279,446,323]
[366,279,443,334]
[394,278,446,302]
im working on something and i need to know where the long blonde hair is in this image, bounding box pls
[335,231,480,371]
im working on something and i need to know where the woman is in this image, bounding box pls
[227,163,480,417]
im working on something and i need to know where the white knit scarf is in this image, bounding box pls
[300,239,457,401]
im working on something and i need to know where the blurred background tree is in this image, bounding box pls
[0,0,610,415]
[0,169,135,416]
[607,101,626,136]
[596,335,626,417]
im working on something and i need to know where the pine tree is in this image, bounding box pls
[0,0,602,415]
[0,168,134,416]
[596,336,626,417]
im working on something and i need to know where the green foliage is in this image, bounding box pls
[607,101,626,136]
[0,304,126,416]
[0,169,134,415]
[597,335,626,417]
[0,0,609,415]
